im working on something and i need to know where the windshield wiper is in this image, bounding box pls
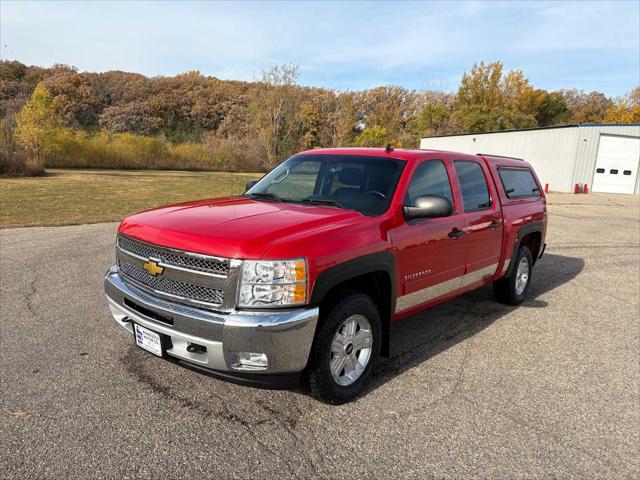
[300,198,349,210]
[245,192,283,202]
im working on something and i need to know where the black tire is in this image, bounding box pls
[493,245,533,305]
[306,293,381,404]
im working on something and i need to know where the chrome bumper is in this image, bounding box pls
[104,265,319,375]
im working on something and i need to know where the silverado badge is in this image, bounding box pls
[143,259,164,276]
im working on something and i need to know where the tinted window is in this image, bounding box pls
[610,169,618,174]
[405,160,453,206]
[596,168,605,173]
[499,167,540,198]
[454,161,491,211]
[246,154,405,216]
[623,170,632,175]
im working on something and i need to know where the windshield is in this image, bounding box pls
[245,154,406,216]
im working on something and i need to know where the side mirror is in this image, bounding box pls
[404,195,453,220]
[245,179,259,192]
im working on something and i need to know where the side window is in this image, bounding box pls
[454,161,491,212]
[405,160,454,206]
[498,167,541,198]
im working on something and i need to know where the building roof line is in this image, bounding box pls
[420,123,640,139]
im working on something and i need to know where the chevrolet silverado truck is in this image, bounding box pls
[105,147,547,403]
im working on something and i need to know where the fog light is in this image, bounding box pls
[230,352,268,370]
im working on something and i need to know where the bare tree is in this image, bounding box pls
[250,64,301,168]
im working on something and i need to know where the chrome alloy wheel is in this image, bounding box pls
[515,256,530,296]
[330,314,373,386]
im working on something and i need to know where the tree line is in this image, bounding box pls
[0,59,638,175]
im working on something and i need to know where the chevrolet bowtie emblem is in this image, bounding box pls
[143,259,164,276]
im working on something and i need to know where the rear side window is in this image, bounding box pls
[454,161,491,212]
[405,160,454,206]
[498,167,541,199]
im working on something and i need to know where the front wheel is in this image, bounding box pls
[493,245,533,305]
[307,293,381,404]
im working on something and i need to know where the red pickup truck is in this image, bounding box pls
[105,147,546,403]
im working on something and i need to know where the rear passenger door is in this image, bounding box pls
[453,160,503,288]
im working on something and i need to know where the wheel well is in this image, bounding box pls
[318,271,392,357]
[520,231,542,263]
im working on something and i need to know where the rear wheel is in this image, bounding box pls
[494,245,533,305]
[307,293,381,404]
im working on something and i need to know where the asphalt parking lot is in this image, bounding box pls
[1,192,638,479]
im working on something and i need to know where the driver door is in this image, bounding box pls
[391,159,467,314]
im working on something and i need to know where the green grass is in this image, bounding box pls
[0,169,260,228]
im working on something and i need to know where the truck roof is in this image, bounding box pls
[299,147,534,169]
[298,147,453,162]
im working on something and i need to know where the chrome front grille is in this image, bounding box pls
[116,234,240,310]
[118,261,224,305]
[117,235,230,276]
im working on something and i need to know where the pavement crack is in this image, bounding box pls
[448,337,474,399]
[399,338,477,421]
[24,278,40,320]
[121,348,309,477]
[255,399,322,476]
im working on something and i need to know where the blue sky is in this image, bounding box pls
[1,0,638,96]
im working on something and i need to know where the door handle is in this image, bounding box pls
[448,228,465,239]
[488,220,502,229]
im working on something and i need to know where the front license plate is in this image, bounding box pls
[134,324,163,357]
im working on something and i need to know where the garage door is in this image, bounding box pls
[592,135,640,194]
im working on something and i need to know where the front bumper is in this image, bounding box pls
[104,266,319,379]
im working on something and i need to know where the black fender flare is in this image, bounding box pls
[504,220,545,278]
[309,251,397,356]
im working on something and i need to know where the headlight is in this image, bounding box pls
[239,259,307,307]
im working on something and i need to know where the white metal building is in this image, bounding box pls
[420,124,640,194]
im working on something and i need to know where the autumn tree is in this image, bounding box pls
[452,61,539,132]
[0,60,49,119]
[605,87,640,123]
[354,86,420,146]
[529,91,570,126]
[14,83,60,172]
[327,91,359,147]
[354,125,390,147]
[41,64,105,128]
[560,89,614,124]
[297,100,322,149]
[410,91,456,139]
[457,61,504,110]
[99,102,163,135]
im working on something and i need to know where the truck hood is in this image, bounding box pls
[118,196,364,259]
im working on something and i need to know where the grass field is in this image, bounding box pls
[0,169,259,228]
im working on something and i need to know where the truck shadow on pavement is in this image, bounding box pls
[364,253,585,397]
